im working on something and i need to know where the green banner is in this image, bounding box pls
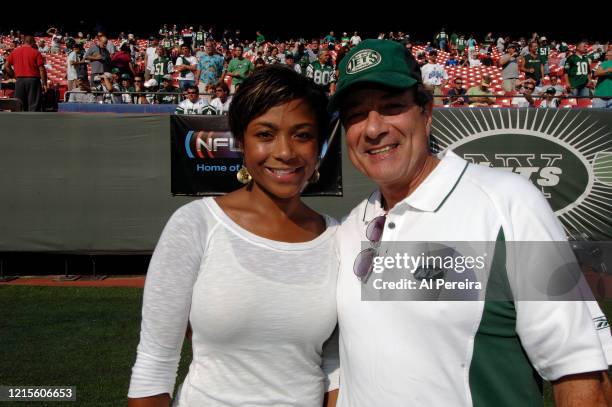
[431,108,612,240]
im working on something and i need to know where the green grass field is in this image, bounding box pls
[0,286,609,406]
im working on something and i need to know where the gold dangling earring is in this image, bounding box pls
[236,165,252,184]
[309,169,320,184]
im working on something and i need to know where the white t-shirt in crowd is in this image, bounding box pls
[209,96,232,115]
[421,63,448,86]
[175,55,198,82]
[66,51,78,81]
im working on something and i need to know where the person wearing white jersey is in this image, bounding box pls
[328,39,611,407]
[209,82,232,115]
[129,65,340,407]
[175,86,213,115]
[420,50,448,105]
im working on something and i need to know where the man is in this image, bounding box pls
[118,74,134,104]
[38,40,49,54]
[85,36,112,87]
[156,74,180,104]
[327,39,611,407]
[209,82,232,115]
[519,40,544,86]
[592,46,612,108]
[538,36,551,75]
[175,45,198,91]
[444,77,469,106]
[420,50,448,105]
[4,35,47,111]
[175,85,211,114]
[151,47,174,89]
[224,45,254,93]
[284,53,302,74]
[306,50,336,95]
[511,80,537,107]
[535,74,565,96]
[564,40,593,98]
[307,38,320,63]
[193,26,206,50]
[66,42,85,91]
[456,34,466,56]
[93,72,121,104]
[538,87,560,108]
[350,31,362,47]
[324,31,337,50]
[467,75,495,106]
[499,43,520,93]
[435,28,448,51]
[195,40,224,94]
[67,76,95,103]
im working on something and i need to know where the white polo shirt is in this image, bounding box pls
[337,150,611,407]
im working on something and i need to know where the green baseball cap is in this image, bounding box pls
[328,39,421,112]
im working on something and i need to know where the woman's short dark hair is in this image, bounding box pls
[229,65,331,150]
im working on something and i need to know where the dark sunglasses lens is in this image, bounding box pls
[353,248,375,280]
[366,215,386,242]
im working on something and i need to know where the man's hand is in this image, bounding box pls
[552,371,608,407]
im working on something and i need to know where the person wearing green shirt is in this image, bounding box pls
[538,36,550,75]
[593,47,612,108]
[256,30,265,46]
[520,41,544,85]
[564,40,592,98]
[457,35,466,56]
[152,47,174,88]
[450,33,458,51]
[225,45,254,93]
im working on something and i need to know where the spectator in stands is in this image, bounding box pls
[421,51,448,105]
[511,80,537,107]
[445,52,459,67]
[46,28,63,54]
[111,43,135,78]
[85,36,112,87]
[66,42,84,91]
[519,40,544,86]
[196,40,224,94]
[497,35,505,53]
[564,40,593,98]
[144,38,158,81]
[118,74,135,104]
[435,28,448,51]
[445,77,469,106]
[538,87,560,108]
[175,85,211,114]
[467,75,495,106]
[67,77,96,103]
[131,75,149,104]
[156,74,180,104]
[457,35,466,56]
[225,44,254,93]
[538,37,551,75]
[4,35,47,111]
[93,72,121,104]
[284,53,301,74]
[307,38,320,63]
[499,43,520,93]
[143,78,158,104]
[175,45,199,91]
[592,46,612,108]
[210,82,232,115]
[535,74,565,96]
[306,50,336,95]
[254,58,266,69]
[97,32,116,55]
[350,31,362,47]
[151,46,174,88]
[38,40,49,54]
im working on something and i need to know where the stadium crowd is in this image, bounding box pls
[0,26,610,112]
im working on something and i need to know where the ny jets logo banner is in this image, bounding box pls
[430,108,612,240]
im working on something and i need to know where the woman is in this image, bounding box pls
[128,65,339,407]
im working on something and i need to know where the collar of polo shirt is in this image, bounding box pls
[362,151,469,222]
